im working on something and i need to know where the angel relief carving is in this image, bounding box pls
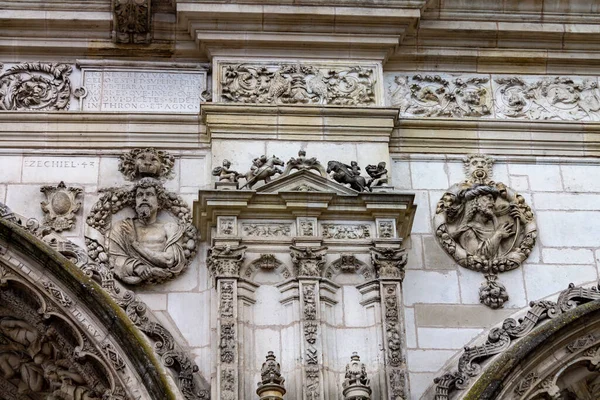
[434,154,537,309]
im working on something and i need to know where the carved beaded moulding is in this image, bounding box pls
[433,154,537,309]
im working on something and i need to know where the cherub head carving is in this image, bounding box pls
[119,148,175,181]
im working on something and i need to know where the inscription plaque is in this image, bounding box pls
[22,157,99,183]
[81,69,206,113]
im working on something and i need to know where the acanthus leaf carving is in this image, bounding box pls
[322,224,371,240]
[370,247,407,280]
[113,0,152,44]
[291,245,328,277]
[207,244,247,277]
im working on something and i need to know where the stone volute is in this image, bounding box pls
[342,352,372,400]
[257,351,287,400]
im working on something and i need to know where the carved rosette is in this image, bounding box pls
[0,62,80,111]
[433,154,537,309]
[220,63,377,106]
[40,181,82,232]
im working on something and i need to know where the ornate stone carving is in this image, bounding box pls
[257,351,286,400]
[220,281,235,319]
[494,76,600,121]
[434,154,537,308]
[118,147,175,181]
[322,224,371,239]
[220,63,376,106]
[207,244,247,277]
[221,368,236,400]
[377,219,396,238]
[281,150,327,177]
[113,0,152,44]
[291,184,319,192]
[220,321,235,363]
[242,223,291,237]
[389,369,406,400]
[567,334,596,353]
[290,245,328,277]
[40,181,82,232]
[42,280,73,307]
[218,216,237,236]
[298,218,316,236]
[0,62,80,111]
[433,282,600,400]
[302,282,321,400]
[239,155,285,189]
[253,254,282,270]
[342,352,372,400]
[324,256,373,281]
[366,162,389,189]
[370,247,407,279]
[86,177,198,285]
[514,372,538,396]
[388,74,492,118]
[327,161,368,192]
[383,285,403,367]
[212,159,243,183]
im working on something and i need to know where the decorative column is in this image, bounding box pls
[256,351,286,400]
[208,243,247,400]
[290,243,328,400]
[370,246,408,400]
[342,352,372,400]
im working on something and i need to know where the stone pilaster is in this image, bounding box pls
[291,244,328,400]
[371,246,408,400]
[208,242,247,400]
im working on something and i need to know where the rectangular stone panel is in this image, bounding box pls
[81,68,207,113]
[22,156,99,184]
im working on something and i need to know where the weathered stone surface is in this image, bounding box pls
[415,304,516,328]
[403,270,461,306]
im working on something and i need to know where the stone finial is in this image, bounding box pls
[342,352,371,400]
[256,351,286,400]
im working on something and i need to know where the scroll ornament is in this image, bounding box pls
[433,154,537,309]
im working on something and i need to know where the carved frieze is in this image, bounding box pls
[40,181,82,232]
[433,154,537,309]
[322,224,371,240]
[219,62,378,106]
[291,245,328,277]
[387,72,600,121]
[242,222,291,237]
[0,62,82,111]
[113,0,152,44]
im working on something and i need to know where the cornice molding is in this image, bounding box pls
[0,112,209,149]
[201,104,398,142]
[391,118,600,157]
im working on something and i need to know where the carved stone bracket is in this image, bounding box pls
[113,0,152,44]
[370,247,407,280]
[40,181,82,232]
[433,154,537,309]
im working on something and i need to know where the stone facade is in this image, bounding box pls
[2,1,600,399]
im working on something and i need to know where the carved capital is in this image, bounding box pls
[370,247,407,280]
[290,245,328,277]
[208,244,247,277]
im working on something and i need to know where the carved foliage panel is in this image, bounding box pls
[386,72,600,121]
[217,60,383,106]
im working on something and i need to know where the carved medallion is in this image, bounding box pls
[40,181,82,232]
[433,154,537,309]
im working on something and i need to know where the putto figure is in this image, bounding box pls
[434,154,537,309]
[366,162,389,189]
[212,159,242,183]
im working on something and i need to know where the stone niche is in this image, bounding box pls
[194,170,416,400]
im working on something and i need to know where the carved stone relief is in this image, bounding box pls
[257,352,286,400]
[113,0,152,44]
[242,222,291,237]
[290,245,328,277]
[370,247,407,279]
[381,283,407,400]
[239,155,285,189]
[297,217,317,237]
[207,244,247,277]
[40,181,82,232]
[219,62,378,106]
[321,224,371,240]
[324,255,373,281]
[281,150,327,177]
[118,147,175,181]
[0,62,83,111]
[218,216,237,237]
[376,219,396,239]
[433,282,600,400]
[86,177,198,285]
[342,353,372,400]
[433,154,537,309]
[387,72,600,121]
[302,283,321,400]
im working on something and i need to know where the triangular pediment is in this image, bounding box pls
[256,170,358,195]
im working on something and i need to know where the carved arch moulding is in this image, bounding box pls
[0,203,210,399]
